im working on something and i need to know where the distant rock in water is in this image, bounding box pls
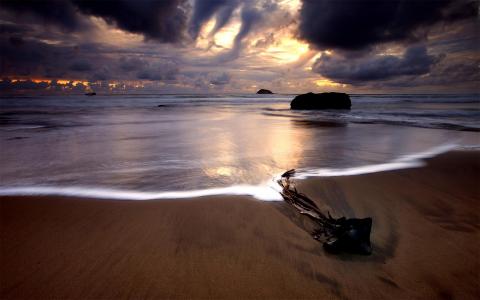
[256,89,273,94]
[290,92,351,110]
[85,92,96,96]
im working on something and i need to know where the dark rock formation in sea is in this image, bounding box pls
[256,89,273,94]
[290,92,351,109]
[85,92,96,96]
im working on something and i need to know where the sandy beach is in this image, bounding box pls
[1,150,479,299]
[2,0,479,298]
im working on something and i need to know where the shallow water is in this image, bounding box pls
[0,94,478,199]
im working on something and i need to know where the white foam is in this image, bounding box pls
[0,181,284,202]
[458,144,480,151]
[0,143,468,202]
[293,143,459,179]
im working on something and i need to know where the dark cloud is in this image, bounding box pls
[1,36,62,77]
[88,66,111,82]
[209,72,231,85]
[189,0,239,39]
[0,23,32,35]
[438,61,480,83]
[0,36,119,79]
[1,0,189,43]
[427,19,479,54]
[136,60,178,81]
[0,30,183,84]
[217,4,262,61]
[313,45,441,84]
[404,57,480,87]
[189,0,278,42]
[1,0,477,92]
[119,57,146,72]
[0,0,86,31]
[235,6,262,45]
[299,0,477,50]
[69,60,92,72]
[364,57,480,90]
[208,2,238,37]
[74,0,189,42]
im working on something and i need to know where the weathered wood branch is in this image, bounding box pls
[278,169,373,255]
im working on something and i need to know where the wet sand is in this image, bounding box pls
[1,151,479,299]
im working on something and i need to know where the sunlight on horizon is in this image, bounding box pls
[314,79,345,88]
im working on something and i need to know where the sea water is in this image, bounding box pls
[0,94,478,200]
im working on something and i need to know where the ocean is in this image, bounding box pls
[0,94,478,200]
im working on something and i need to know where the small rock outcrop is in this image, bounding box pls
[290,92,351,110]
[256,89,273,94]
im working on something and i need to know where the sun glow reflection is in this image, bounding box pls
[199,111,311,183]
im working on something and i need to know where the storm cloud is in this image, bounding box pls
[0,0,478,93]
[313,45,441,84]
[0,34,180,83]
[136,60,178,81]
[74,0,189,43]
[299,0,477,50]
[0,0,87,31]
[209,72,231,85]
[0,0,189,43]
[69,60,93,72]
[189,0,240,39]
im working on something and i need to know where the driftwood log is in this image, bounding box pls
[278,169,372,255]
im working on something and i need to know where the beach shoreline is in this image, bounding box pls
[1,150,479,299]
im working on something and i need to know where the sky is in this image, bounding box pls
[0,0,478,94]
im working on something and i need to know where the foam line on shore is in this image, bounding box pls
[0,182,284,202]
[293,142,459,179]
[0,143,468,202]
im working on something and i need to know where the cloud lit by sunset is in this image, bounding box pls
[0,0,478,94]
